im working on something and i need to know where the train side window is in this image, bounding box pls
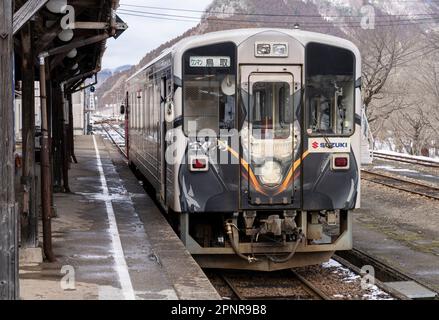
[131,93,134,129]
[133,92,136,129]
[151,81,155,139]
[141,88,144,133]
[149,86,153,134]
[137,90,146,132]
[154,81,160,141]
[306,43,355,136]
[135,92,139,130]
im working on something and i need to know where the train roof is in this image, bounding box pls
[127,28,360,82]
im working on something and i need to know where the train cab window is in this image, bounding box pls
[251,82,292,139]
[183,42,237,136]
[306,43,355,136]
[184,74,236,136]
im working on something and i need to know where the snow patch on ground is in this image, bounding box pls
[375,150,439,164]
[323,259,393,300]
[373,165,419,174]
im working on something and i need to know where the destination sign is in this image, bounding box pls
[189,56,231,68]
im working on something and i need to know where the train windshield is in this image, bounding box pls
[251,81,293,139]
[306,43,355,136]
[184,74,236,136]
[182,42,237,137]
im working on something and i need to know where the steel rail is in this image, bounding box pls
[218,271,329,300]
[101,123,127,159]
[107,121,125,140]
[361,170,439,200]
[290,270,330,300]
[334,248,438,300]
[373,152,439,168]
[219,273,246,300]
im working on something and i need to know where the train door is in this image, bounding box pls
[125,92,129,159]
[159,76,168,203]
[239,65,301,208]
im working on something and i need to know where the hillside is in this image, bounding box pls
[96,0,437,108]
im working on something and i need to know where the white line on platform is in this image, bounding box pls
[92,135,136,300]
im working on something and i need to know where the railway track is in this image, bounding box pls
[211,249,437,300]
[99,121,436,300]
[373,151,439,168]
[100,122,127,158]
[335,248,438,300]
[361,170,439,200]
[216,270,330,300]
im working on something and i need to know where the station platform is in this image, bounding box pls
[19,135,220,300]
[353,180,439,293]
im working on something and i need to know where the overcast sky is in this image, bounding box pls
[102,0,213,70]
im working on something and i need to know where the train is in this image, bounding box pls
[124,28,362,271]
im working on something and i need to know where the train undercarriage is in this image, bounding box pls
[178,210,352,271]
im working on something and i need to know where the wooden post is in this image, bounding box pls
[38,55,55,262]
[68,94,77,163]
[60,86,70,192]
[20,21,38,248]
[51,85,62,191]
[0,0,19,300]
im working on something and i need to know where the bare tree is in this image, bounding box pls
[415,58,439,135]
[390,106,434,156]
[352,26,414,122]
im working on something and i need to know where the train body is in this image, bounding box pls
[125,28,362,271]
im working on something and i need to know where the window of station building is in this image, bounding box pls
[306,43,355,136]
[183,42,237,136]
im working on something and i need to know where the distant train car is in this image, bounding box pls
[125,28,361,271]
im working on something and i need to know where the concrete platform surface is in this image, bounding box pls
[19,135,220,300]
[353,215,439,293]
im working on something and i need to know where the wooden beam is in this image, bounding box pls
[13,0,48,35]
[49,51,69,72]
[35,17,62,53]
[72,21,128,31]
[45,33,110,57]
[72,21,109,29]
[0,0,18,300]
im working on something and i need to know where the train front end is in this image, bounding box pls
[172,29,361,271]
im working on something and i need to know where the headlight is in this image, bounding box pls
[256,43,271,55]
[273,44,288,56]
[258,161,282,186]
[251,137,293,160]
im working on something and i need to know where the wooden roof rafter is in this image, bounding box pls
[14,0,125,86]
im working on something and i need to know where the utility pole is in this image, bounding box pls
[0,0,19,300]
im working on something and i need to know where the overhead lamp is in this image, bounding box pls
[58,29,74,42]
[46,0,67,14]
[67,49,77,58]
